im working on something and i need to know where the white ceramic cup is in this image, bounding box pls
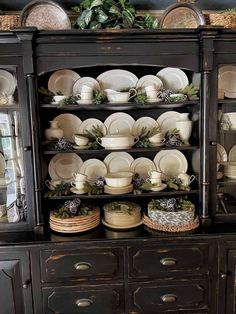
[71,180,85,190]
[80,84,93,100]
[145,84,157,100]
[45,179,62,190]
[148,132,165,145]
[52,95,67,103]
[72,134,89,146]
[148,170,163,179]
[177,173,195,186]
[72,172,87,182]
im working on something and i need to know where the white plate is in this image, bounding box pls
[132,117,159,137]
[104,112,135,135]
[0,152,5,177]
[53,113,82,142]
[229,144,236,161]
[0,70,16,96]
[191,149,200,174]
[48,69,80,95]
[96,69,138,91]
[72,77,100,95]
[48,153,83,181]
[80,159,107,182]
[102,219,143,230]
[218,65,236,98]
[130,157,156,178]
[136,75,163,94]
[78,118,107,136]
[73,144,91,150]
[70,187,86,195]
[104,152,134,172]
[217,144,227,170]
[154,149,188,177]
[156,67,189,92]
[156,111,180,135]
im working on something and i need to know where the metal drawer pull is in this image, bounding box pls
[160,257,177,266]
[74,262,91,270]
[75,298,93,307]
[160,294,178,303]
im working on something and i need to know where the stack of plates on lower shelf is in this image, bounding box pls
[49,208,100,233]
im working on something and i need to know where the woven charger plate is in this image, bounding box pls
[143,214,199,233]
[50,220,100,233]
[50,218,100,230]
[50,208,100,223]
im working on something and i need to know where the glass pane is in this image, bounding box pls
[0,68,26,224]
[217,64,236,215]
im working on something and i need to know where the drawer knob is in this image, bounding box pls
[160,257,177,266]
[74,262,91,271]
[160,294,178,303]
[75,298,93,307]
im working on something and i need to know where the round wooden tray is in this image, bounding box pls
[143,213,199,233]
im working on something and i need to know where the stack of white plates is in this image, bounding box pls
[222,162,236,179]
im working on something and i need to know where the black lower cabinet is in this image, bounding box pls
[0,249,33,314]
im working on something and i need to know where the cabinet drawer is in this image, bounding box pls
[129,280,208,313]
[40,247,124,282]
[128,243,210,279]
[43,284,124,314]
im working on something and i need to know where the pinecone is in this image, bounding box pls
[157,88,172,101]
[54,138,73,150]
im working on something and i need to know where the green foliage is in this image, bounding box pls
[57,96,78,107]
[135,126,161,148]
[44,183,72,197]
[82,124,105,149]
[178,84,199,101]
[92,90,108,104]
[166,176,190,191]
[72,0,158,29]
[134,93,147,105]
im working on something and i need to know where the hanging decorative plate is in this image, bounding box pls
[19,0,71,30]
[79,159,107,182]
[159,2,205,29]
[130,157,156,178]
[104,152,134,173]
[78,118,107,136]
[132,117,159,137]
[104,112,135,135]
[156,68,189,92]
[48,69,80,96]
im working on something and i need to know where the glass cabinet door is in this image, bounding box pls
[216,64,236,217]
[0,66,32,231]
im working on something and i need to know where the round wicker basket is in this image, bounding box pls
[0,15,19,30]
[208,13,236,28]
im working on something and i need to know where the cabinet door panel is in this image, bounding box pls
[40,247,124,282]
[43,284,124,314]
[128,243,210,279]
[129,280,208,314]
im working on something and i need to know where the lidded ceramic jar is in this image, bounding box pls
[45,120,64,140]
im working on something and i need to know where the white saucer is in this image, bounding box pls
[70,187,86,195]
[76,99,93,105]
[104,184,133,195]
[73,144,91,150]
[151,183,167,192]
[151,143,165,147]
[101,219,143,230]
[146,98,162,103]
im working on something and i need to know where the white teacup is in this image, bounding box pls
[76,84,93,101]
[73,134,89,146]
[104,88,137,103]
[177,173,195,186]
[71,180,85,190]
[148,170,163,179]
[148,132,165,145]
[45,179,62,190]
[72,172,87,182]
[145,84,157,100]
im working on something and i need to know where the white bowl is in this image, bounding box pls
[105,171,133,187]
[97,134,137,149]
[73,134,89,146]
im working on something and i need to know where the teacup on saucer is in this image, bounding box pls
[151,183,167,192]
[70,187,86,195]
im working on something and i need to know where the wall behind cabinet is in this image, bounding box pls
[1,0,235,11]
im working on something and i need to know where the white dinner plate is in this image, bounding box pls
[156,67,189,92]
[104,152,134,172]
[154,149,188,177]
[104,112,135,135]
[102,219,143,230]
[96,69,138,91]
[72,76,100,95]
[80,159,107,182]
[130,157,156,178]
[48,153,83,181]
[136,75,163,94]
[218,65,236,98]
[78,118,107,136]
[156,111,180,135]
[48,69,80,95]
[0,70,16,96]
[53,113,82,142]
[229,144,236,161]
[217,144,227,170]
[132,117,159,137]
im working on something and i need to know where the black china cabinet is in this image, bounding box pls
[0,27,236,313]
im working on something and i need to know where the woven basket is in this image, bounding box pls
[0,15,19,30]
[208,13,236,28]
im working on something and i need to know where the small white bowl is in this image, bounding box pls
[97,134,138,149]
[105,171,133,188]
